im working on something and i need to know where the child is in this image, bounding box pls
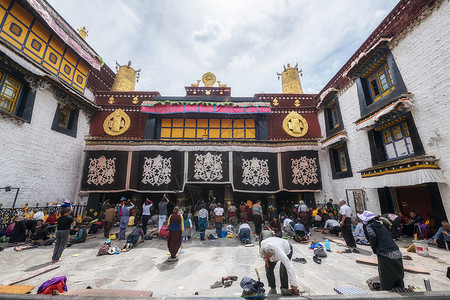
[182,213,192,242]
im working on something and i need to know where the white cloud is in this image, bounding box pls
[47,0,399,96]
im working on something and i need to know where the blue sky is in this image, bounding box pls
[48,0,399,96]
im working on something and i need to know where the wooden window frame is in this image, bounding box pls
[0,71,24,115]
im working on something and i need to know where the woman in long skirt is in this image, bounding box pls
[359,211,404,290]
[167,207,184,262]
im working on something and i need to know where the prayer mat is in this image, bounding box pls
[334,286,368,295]
[66,289,153,297]
[0,285,34,294]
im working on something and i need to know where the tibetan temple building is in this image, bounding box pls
[1,0,449,225]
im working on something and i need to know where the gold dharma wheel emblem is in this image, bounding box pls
[103,109,131,136]
[202,72,216,87]
[282,111,308,137]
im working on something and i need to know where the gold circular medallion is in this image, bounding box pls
[103,109,131,136]
[202,72,216,87]
[282,111,308,137]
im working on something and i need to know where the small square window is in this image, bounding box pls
[9,23,22,37]
[31,39,41,52]
[57,106,71,129]
[49,52,58,64]
[63,65,71,75]
[0,74,23,114]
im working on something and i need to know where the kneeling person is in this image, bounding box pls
[239,223,252,245]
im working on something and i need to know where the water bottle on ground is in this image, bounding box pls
[325,239,331,251]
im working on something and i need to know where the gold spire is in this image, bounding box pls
[77,26,88,40]
[277,63,304,94]
[110,61,141,92]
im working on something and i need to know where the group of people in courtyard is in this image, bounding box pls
[3,195,449,295]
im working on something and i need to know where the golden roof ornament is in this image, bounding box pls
[277,63,304,94]
[110,61,141,92]
[77,26,88,40]
[273,98,279,106]
[190,73,227,87]
[282,111,308,137]
[103,109,131,136]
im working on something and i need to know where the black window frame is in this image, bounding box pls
[356,49,407,117]
[367,112,424,166]
[0,68,35,122]
[329,142,353,179]
[324,97,344,138]
[51,103,79,138]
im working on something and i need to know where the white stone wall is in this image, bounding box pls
[318,0,450,218]
[390,0,450,218]
[0,88,89,208]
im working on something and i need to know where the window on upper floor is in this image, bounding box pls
[364,57,395,103]
[356,50,407,117]
[329,142,352,179]
[368,112,424,166]
[51,104,79,137]
[159,118,256,141]
[324,98,344,137]
[0,70,24,114]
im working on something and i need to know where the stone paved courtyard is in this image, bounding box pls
[1,226,449,297]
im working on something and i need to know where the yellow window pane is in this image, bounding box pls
[402,123,410,136]
[185,128,196,138]
[161,119,171,127]
[234,119,245,128]
[160,128,171,138]
[234,129,245,138]
[196,129,208,139]
[197,119,208,127]
[222,119,232,128]
[221,129,232,139]
[210,119,220,127]
[185,119,196,127]
[245,119,255,127]
[172,128,184,138]
[209,129,221,138]
[246,129,256,139]
[172,119,184,127]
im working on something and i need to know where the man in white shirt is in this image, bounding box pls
[238,223,251,244]
[321,218,341,235]
[339,199,358,252]
[260,237,299,296]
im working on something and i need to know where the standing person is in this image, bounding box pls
[182,213,192,242]
[193,201,201,231]
[158,194,169,233]
[52,207,74,262]
[119,199,134,240]
[198,204,208,240]
[298,201,309,232]
[167,207,184,262]
[228,203,238,227]
[239,201,247,223]
[214,203,224,238]
[103,204,116,238]
[252,200,263,239]
[141,198,153,235]
[260,237,299,296]
[209,201,217,227]
[359,211,404,290]
[246,201,253,222]
[338,199,358,253]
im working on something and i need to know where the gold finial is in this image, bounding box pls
[132,97,139,104]
[77,26,88,40]
[108,96,115,104]
[110,61,141,91]
[294,99,300,107]
[217,81,227,87]
[277,63,304,94]
[273,98,279,106]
